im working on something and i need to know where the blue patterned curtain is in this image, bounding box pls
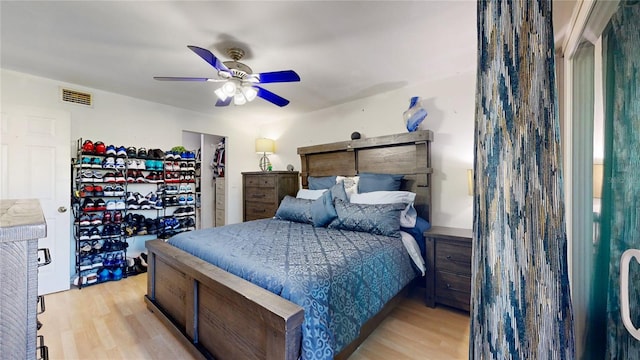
[471,1,575,358]
[587,2,640,359]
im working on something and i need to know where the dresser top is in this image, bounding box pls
[424,226,472,239]
[0,199,47,243]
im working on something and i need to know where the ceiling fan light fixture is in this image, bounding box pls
[242,86,258,102]
[234,92,247,105]
[214,87,228,101]
[222,81,237,96]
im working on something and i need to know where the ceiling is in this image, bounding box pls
[0,1,576,121]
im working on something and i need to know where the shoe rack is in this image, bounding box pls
[71,138,199,288]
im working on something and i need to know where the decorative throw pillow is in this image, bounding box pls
[329,182,349,203]
[310,190,338,227]
[336,176,359,199]
[350,191,417,227]
[357,172,404,193]
[308,176,337,190]
[329,199,404,237]
[296,189,327,200]
[275,196,313,224]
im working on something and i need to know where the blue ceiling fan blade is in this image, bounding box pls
[257,70,300,84]
[215,97,232,107]
[256,86,290,107]
[187,45,230,73]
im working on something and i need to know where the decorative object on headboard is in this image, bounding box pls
[255,138,275,171]
[403,96,428,132]
[297,130,433,222]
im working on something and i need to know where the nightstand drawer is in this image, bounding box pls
[435,242,472,276]
[435,271,471,311]
[244,201,278,221]
[244,175,275,187]
[244,187,276,203]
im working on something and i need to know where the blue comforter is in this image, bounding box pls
[168,218,417,359]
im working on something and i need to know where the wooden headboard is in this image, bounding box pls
[297,130,433,223]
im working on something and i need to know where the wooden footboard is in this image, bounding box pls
[144,239,304,360]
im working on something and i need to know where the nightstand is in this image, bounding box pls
[242,171,299,221]
[424,226,472,311]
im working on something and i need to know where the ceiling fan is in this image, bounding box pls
[154,45,300,107]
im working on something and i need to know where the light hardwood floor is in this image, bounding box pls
[39,274,469,359]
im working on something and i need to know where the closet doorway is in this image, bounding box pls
[182,130,226,229]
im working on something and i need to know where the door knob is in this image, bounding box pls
[58,206,67,213]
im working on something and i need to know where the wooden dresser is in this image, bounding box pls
[424,226,472,311]
[242,171,299,221]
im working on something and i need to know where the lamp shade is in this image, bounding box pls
[255,138,275,154]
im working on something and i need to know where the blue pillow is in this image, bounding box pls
[329,199,404,237]
[308,176,337,190]
[358,173,404,193]
[310,190,338,227]
[329,182,348,203]
[401,216,431,256]
[275,196,313,224]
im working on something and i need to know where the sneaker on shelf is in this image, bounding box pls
[137,147,147,159]
[79,241,92,253]
[92,170,105,182]
[103,185,114,196]
[126,146,137,158]
[179,185,187,193]
[136,159,146,170]
[80,170,94,182]
[113,185,125,196]
[102,156,116,169]
[92,240,102,252]
[184,217,196,230]
[105,200,116,211]
[165,151,175,160]
[116,146,127,158]
[93,185,104,196]
[78,214,91,226]
[184,206,195,216]
[90,213,103,225]
[104,253,115,267]
[82,140,94,154]
[113,210,123,223]
[94,199,107,211]
[80,156,91,167]
[178,196,187,206]
[102,211,112,224]
[126,169,136,183]
[136,170,146,183]
[126,193,140,209]
[173,207,185,217]
[91,254,104,268]
[115,171,126,183]
[115,158,126,169]
[81,198,96,212]
[89,226,101,240]
[115,200,126,210]
[126,159,137,169]
[154,199,163,210]
[145,159,154,171]
[104,172,116,183]
[105,144,117,156]
[186,195,194,205]
[94,141,106,155]
[91,157,102,168]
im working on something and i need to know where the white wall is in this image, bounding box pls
[2,66,475,235]
[263,70,476,229]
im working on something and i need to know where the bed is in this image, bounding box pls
[144,130,433,360]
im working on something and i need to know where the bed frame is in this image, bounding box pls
[145,130,433,360]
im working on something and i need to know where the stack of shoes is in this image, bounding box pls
[127,252,148,275]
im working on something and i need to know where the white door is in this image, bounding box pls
[0,105,71,295]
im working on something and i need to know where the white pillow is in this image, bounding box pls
[350,191,417,228]
[296,189,327,200]
[400,231,426,276]
[336,176,359,199]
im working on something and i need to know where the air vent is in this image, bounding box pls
[61,88,92,106]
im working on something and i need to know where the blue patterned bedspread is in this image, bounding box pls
[167,218,417,359]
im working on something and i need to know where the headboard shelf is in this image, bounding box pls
[297,130,433,222]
